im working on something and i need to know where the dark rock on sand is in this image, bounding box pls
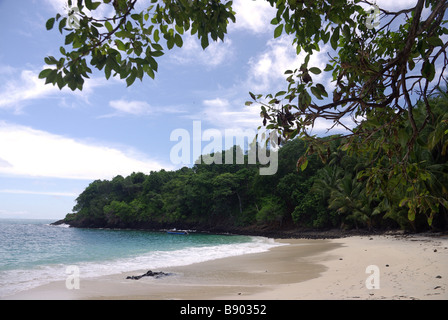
[126,270,172,280]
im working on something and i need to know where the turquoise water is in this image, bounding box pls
[0,219,281,297]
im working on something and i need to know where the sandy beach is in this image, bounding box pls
[6,234,448,300]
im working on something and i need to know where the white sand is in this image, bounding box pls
[236,234,448,300]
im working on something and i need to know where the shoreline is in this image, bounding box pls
[50,217,448,240]
[5,234,448,300]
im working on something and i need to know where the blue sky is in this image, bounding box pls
[0,0,417,219]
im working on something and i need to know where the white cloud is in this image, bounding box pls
[187,36,331,133]
[170,37,233,67]
[231,0,275,34]
[176,98,263,155]
[0,157,13,168]
[109,99,152,115]
[246,35,329,93]
[0,69,56,112]
[103,99,186,118]
[44,0,69,13]
[375,0,418,10]
[203,98,230,109]
[199,98,261,130]
[0,122,169,180]
[0,67,105,113]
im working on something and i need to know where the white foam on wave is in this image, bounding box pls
[0,236,285,298]
[92,236,285,274]
[51,223,71,228]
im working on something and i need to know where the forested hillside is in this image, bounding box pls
[61,95,448,233]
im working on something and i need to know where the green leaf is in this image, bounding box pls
[104,64,111,80]
[440,198,448,210]
[275,90,286,97]
[297,156,308,171]
[309,67,321,75]
[58,17,67,34]
[274,24,283,38]
[330,26,340,50]
[408,207,416,221]
[92,1,101,10]
[153,29,160,42]
[167,37,175,50]
[324,64,334,71]
[115,39,126,51]
[65,32,75,45]
[249,92,256,100]
[145,65,155,79]
[427,36,443,47]
[341,143,350,151]
[399,198,408,207]
[151,43,163,51]
[126,69,137,87]
[301,159,309,171]
[134,42,143,56]
[151,50,164,57]
[316,83,328,97]
[175,24,184,35]
[131,13,141,21]
[46,17,55,30]
[85,0,93,10]
[200,35,209,49]
[148,58,158,72]
[38,69,53,79]
[321,30,330,43]
[311,86,323,100]
[174,33,183,47]
[105,21,113,33]
[56,72,65,90]
[44,56,58,65]
[45,69,58,85]
[421,60,436,81]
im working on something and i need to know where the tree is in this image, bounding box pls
[248,0,448,227]
[104,200,132,224]
[255,195,285,225]
[327,174,374,230]
[251,1,447,149]
[211,172,241,216]
[360,93,448,229]
[43,0,448,228]
[40,0,235,90]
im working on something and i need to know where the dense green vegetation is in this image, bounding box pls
[63,95,448,232]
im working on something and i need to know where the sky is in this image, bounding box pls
[0,0,418,219]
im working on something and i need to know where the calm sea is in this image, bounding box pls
[0,218,282,298]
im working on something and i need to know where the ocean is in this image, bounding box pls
[0,218,282,298]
